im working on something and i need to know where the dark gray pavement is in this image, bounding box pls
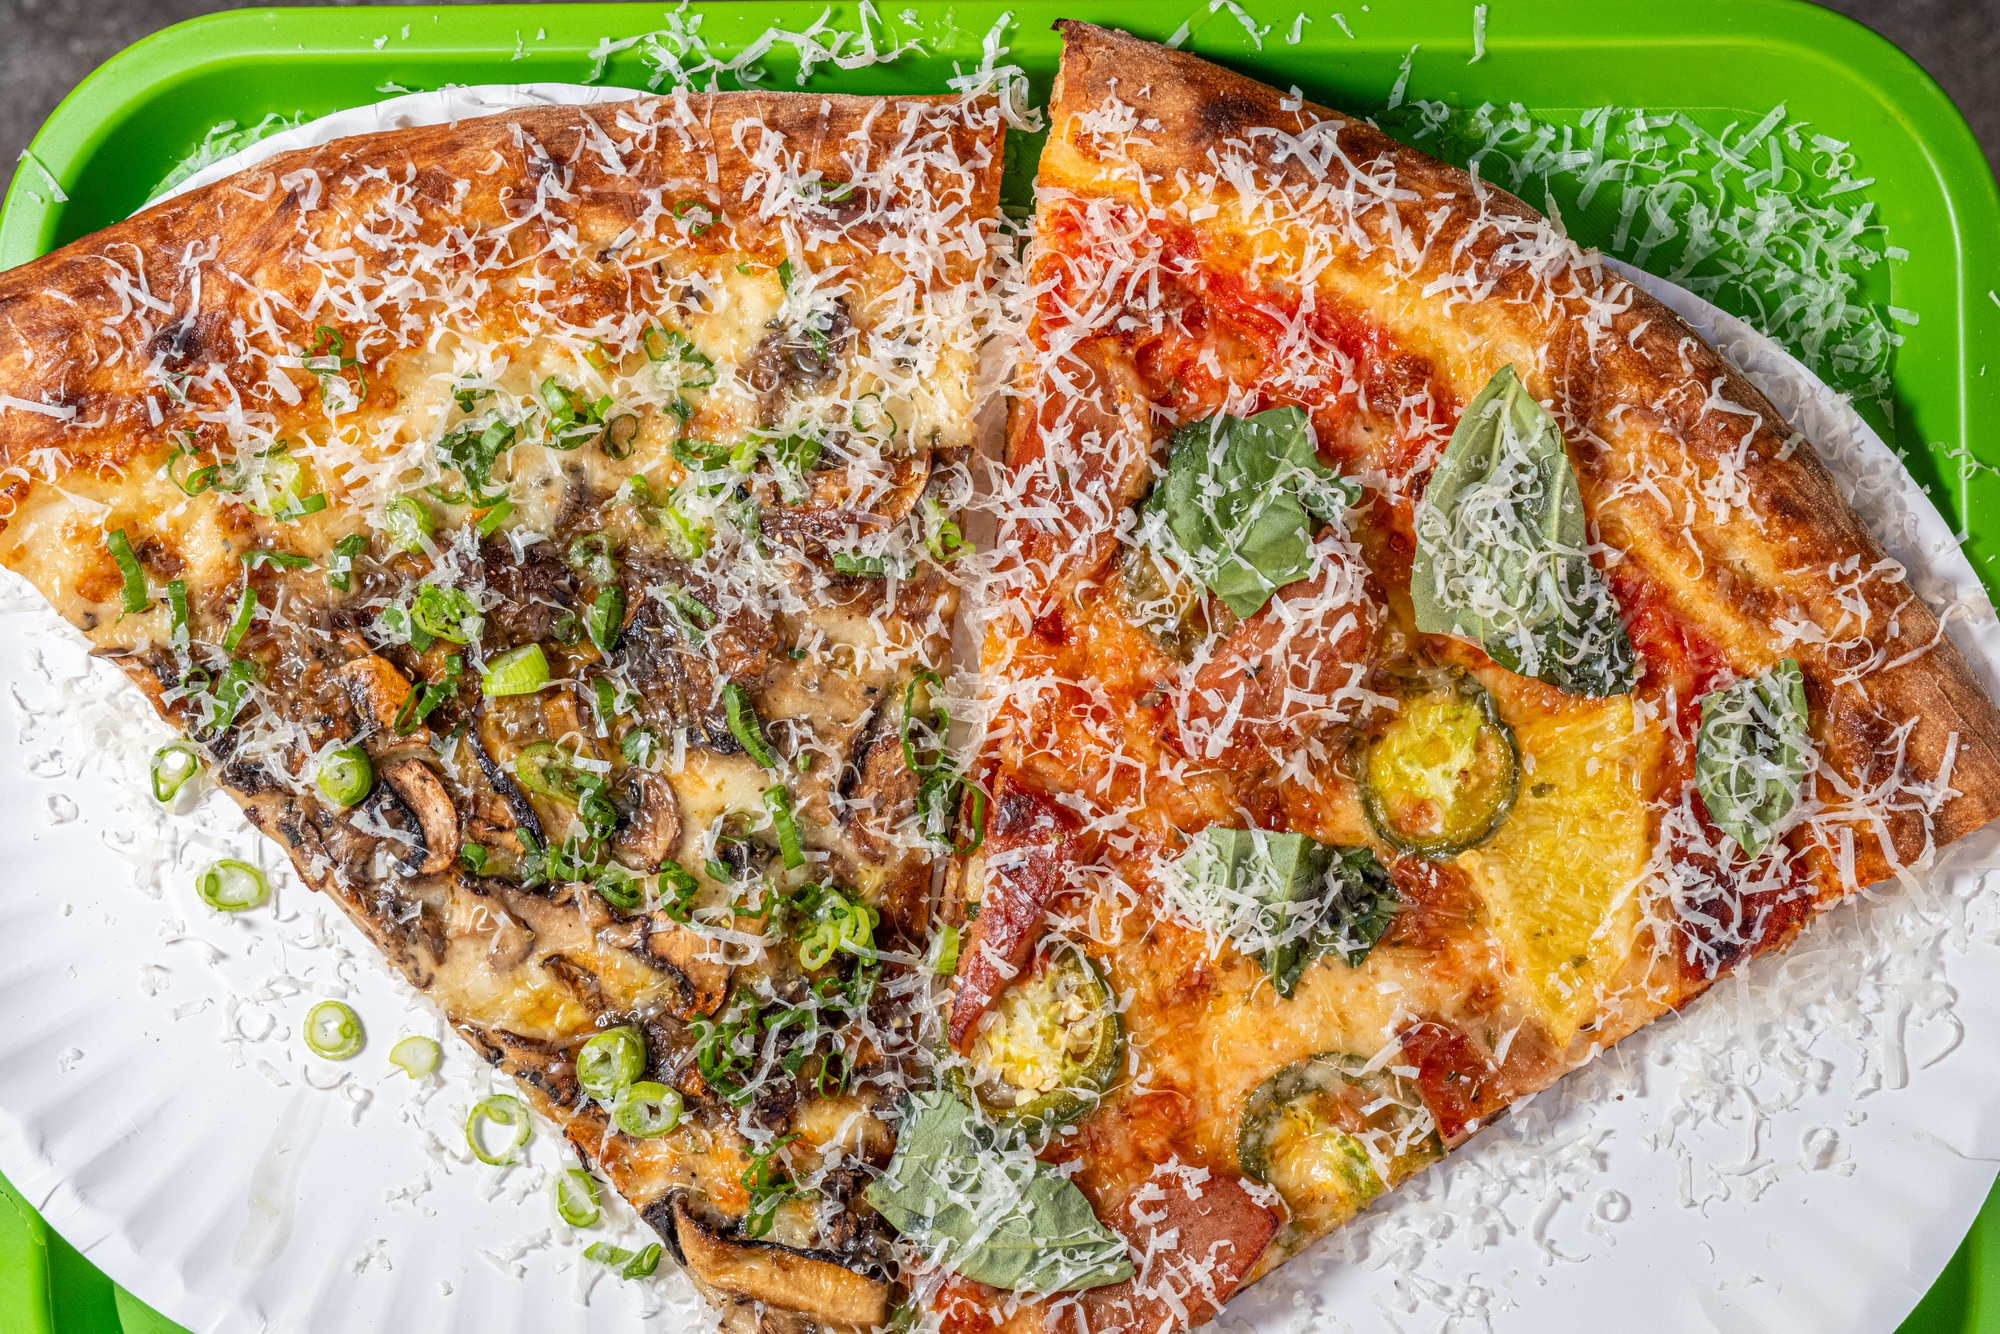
[1,1,1995,215]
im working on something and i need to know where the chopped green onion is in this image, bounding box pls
[576,1026,647,1101]
[851,392,898,439]
[316,744,373,807]
[105,528,149,613]
[932,922,961,975]
[196,858,268,912]
[410,584,480,644]
[567,534,619,583]
[388,1035,440,1079]
[274,492,330,522]
[585,586,625,653]
[150,743,201,803]
[594,865,645,913]
[303,1000,364,1060]
[832,552,897,578]
[554,1168,602,1227]
[212,658,260,727]
[592,676,619,727]
[459,843,490,875]
[383,496,435,552]
[620,727,657,767]
[613,1081,683,1139]
[601,414,639,460]
[166,580,190,658]
[475,498,513,536]
[662,502,708,560]
[671,436,733,471]
[241,549,313,570]
[513,742,584,801]
[777,259,796,290]
[222,585,256,653]
[723,683,777,769]
[921,494,969,563]
[466,1093,531,1165]
[763,785,805,870]
[482,643,550,697]
[327,532,367,593]
[658,862,701,922]
[580,1241,661,1279]
[656,582,716,641]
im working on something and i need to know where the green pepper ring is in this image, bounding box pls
[1236,1052,1441,1224]
[950,944,1123,1133]
[1358,672,1521,860]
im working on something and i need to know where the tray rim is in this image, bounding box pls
[0,5,1996,1334]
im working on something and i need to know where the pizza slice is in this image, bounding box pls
[907,21,2000,1332]
[0,89,1007,1329]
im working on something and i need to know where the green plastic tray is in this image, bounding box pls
[1,3,1995,1331]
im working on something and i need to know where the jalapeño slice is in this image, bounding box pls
[1237,1053,1442,1245]
[1360,671,1519,859]
[956,944,1121,1133]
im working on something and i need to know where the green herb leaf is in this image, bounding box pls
[864,1092,1133,1293]
[1169,828,1397,998]
[1146,406,1358,618]
[1410,365,1635,697]
[1694,657,1811,857]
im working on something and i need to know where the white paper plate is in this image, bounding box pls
[1,87,1995,1334]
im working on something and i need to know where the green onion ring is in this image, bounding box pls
[196,858,268,912]
[481,643,551,697]
[303,1000,364,1060]
[622,1243,661,1279]
[315,744,374,808]
[388,1035,441,1079]
[383,495,436,552]
[554,1168,602,1227]
[613,1081,683,1139]
[466,1094,532,1166]
[575,1026,648,1101]
[151,743,201,803]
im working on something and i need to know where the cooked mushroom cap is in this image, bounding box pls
[613,768,683,869]
[671,1197,888,1329]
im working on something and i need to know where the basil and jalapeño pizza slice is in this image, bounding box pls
[899,22,2000,1334]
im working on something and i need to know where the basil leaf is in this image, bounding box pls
[1411,366,1635,697]
[1169,829,1397,998]
[1695,657,1811,856]
[1146,406,1360,618]
[864,1092,1133,1293]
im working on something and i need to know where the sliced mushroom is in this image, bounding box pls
[838,723,918,862]
[613,768,682,869]
[641,916,731,1018]
[471,729,543,840]
[379,757,460,875]
[336,654,418,733]
[669,1197,888,1330]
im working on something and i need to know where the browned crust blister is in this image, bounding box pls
[1042,20,2000,885]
